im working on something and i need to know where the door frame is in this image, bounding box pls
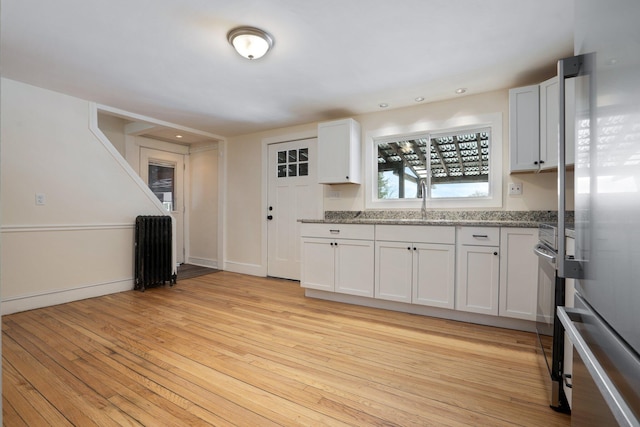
[261,129,323,278]
[139,145,187,264]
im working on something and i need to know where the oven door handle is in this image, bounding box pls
[534,243,557,264]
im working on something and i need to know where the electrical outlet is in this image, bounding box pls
[508,182,523,196]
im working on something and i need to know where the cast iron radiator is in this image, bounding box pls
[134,215,177,291]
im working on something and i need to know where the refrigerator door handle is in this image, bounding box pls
[558,306,640,427]
[557,54,590,279]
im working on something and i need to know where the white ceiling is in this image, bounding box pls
[1,0,574,138]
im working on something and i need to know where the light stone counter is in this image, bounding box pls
[300,210,574,229]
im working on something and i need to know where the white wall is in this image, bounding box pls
[188,143,219,268]
[0,78,166,314]
[97,113,127,157]
[224,88,573,274]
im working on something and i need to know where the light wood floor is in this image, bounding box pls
[3,272,571,426]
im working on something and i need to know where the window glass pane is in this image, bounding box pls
[376,128,490,200]
[429,130,490,198]
[299,148,308,162]
[278,151,287,164]
[148,163,175,211]
[288,150,297,163]
[278,164,287,177]
[288,164,297,177]
[299,162,308,176]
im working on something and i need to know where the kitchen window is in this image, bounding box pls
[365,113,502,209]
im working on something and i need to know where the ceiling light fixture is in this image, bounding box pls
[227,26,274,60]
[455,88,467,94]
[415,97,425,102]
[379,103,389,108]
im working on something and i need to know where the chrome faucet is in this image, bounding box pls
[420,179,427,220]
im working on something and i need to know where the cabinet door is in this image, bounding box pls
[456,245,500,315]
[334,239,374,297]
[499,228,538,320]
[541,77,576,170]
[509,84,541,172]
[300,237,335,291]
[375,241,413,303]
[317,119,361,184]
[413,243,455,309]
[540,77,559,170]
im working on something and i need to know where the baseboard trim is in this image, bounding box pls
[2,278,134,315]
[187,257,218,269]
[304,289,536,333]
[223,261,266,277]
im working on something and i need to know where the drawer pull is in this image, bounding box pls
[472,234,489,238]
[329,229,340,234]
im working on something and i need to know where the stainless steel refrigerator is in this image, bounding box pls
[557,0,640,425]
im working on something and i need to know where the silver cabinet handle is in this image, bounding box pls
[533,244,557,263]
[472,234,488,238]
[329,229,340,234]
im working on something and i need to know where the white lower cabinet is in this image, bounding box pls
[456,227,500,315]
[498,228,539,320]
[302,222,540,324]
[300,224,374,297]
[375,226,455,308]
[334,239,375,297]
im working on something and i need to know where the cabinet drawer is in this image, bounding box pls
[300,223,374,240]
[376,225,455,244]
[457,226,500,246]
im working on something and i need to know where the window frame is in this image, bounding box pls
[364,113,503,209]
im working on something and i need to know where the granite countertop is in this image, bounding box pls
[300,210,574,229]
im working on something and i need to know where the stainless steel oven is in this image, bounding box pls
[534,223,570,413]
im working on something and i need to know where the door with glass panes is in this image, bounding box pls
[267,138,322,280]
[140,148,185,264]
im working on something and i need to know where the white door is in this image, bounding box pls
[140,148,185,264]
[267,138,322,280]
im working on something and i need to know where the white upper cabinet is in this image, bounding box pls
[317,118,361,184]
[509,76,575,173]
[509,84,540,172]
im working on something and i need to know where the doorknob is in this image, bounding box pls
[267,215,273,220]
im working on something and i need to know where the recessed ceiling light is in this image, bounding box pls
[415,97,425,102]
[455,88,467,94]
[379,103,389,108]
[176,135,183,139]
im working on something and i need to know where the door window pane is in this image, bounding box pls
[276,146,309,178]
[148,163,175,211]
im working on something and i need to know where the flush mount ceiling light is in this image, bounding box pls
[455,88,467,94]
[227,26,274,60]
